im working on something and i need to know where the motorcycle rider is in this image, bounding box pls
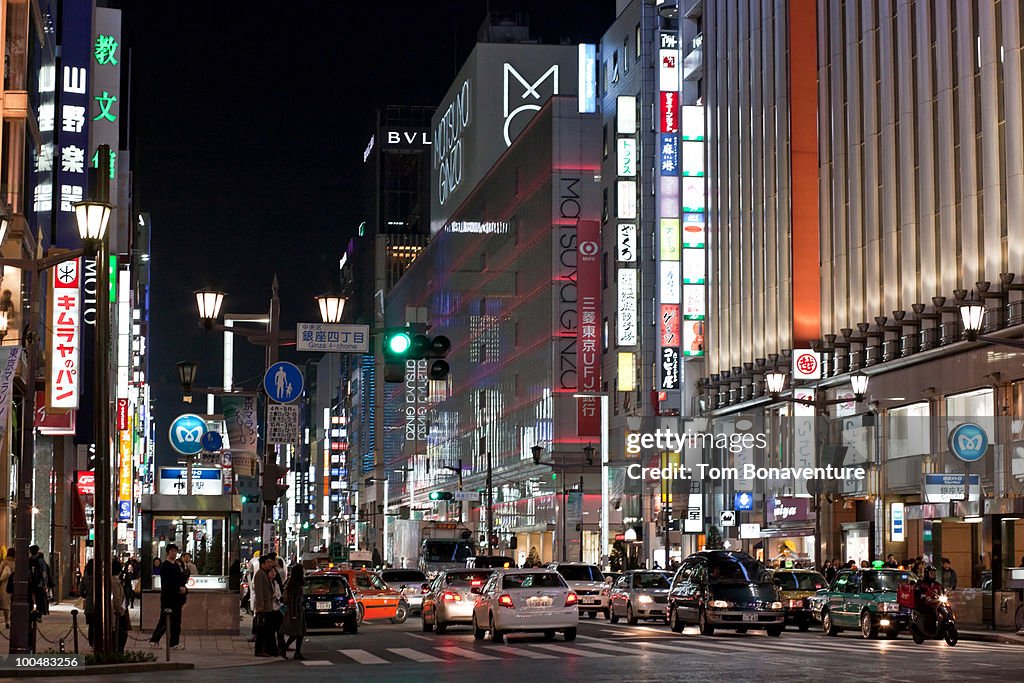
[913,565,944,636]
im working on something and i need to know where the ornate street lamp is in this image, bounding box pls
[850,372,870,400]
[531,444,544,465]
[195,289,226,328]
[72,200,113,247]
[959,296,986,341]
[177,360,198,402]
[583,443,595,466]
[765,371,787,397]
[316,293,346,324]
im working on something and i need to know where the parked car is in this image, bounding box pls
[379,568,429,615]
[332,568,406,623]
[667,550,784,636]
[547,562,609,618]
[472,569,578,642]
[813,568,917,639]
[771,569,828,631]
[466,555,515,569]
[421,569,494,633]
[608,570,671,624]
[303,571,360,633]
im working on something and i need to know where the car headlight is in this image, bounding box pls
[771,601,783,610]
[709,600,732,608]
[637,595,654,604]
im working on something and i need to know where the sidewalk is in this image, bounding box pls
[959,627,1024,645]
[20,600,276,669]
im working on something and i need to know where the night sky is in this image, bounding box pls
[123,1,616,464]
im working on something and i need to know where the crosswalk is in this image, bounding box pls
[301,630,1006,667]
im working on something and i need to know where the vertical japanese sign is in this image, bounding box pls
[0,348,22,457]
[577,220,601,436]
[56,0,92,248]
[224,395,258,477]
[91,8,123,252]
[118,413,133,521]
[47,259,81,410]
[679,105,705,359]
[28,7,56,246]
[657,30,687,394]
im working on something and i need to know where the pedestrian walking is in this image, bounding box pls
[122,557,139,609]
[28,546,50,616]
[0,548,14,628]
[149,544,187,649]
[111,560,128,653]
[252,554,278,656]
[280,564,306,660]
[269,565,286,655]
[80,560,95,646]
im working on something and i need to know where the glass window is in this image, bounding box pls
[888,402,930,459]
[503,572,566,588]
[845,573,863,593]
[707,557,771,584]
[305,577,349,596]
[634,572,671,589]
[381,570,426,584]
[444,572,491,587]
[556,565,604,582]
[773,571,827,591]
[946,388,995,450]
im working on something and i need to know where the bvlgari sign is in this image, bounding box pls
[431,43,579,235]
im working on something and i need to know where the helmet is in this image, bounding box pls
[924,565,937,576]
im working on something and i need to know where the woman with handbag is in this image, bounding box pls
[279,565,306,660]
[0,548,14,627]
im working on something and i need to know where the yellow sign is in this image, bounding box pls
[118,416,133,501]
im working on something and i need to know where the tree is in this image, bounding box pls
[705,525,725,550]
[525,546,541,568]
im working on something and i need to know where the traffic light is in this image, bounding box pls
[261,463,289,504]
[428,491,454,501]
[383,327,452,382]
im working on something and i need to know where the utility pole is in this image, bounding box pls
[261,277,280,554]
[485,452,493,555]
[561,452,567,562]
[578,475,584,562]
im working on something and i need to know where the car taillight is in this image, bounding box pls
[471,579,483,587]
[498,593,515,608]
[565,592,578,607]
[441,591,463,602]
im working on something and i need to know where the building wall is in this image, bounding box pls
[382,99,602,555]
[704,0,797,374]
[818,0,1024,335]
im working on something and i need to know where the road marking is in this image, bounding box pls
[337,648,388,664]
[405,633,435,641]
[435,646,499,660]
[484,645,557,659]
[388,647,444,662]
[299,660,333,666]
[574,641,651,654]
[528,643,613,657]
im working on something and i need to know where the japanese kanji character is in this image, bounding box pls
[60,185,83,212]
[61,145,85,174]
[93,91,117,122]
[38,104,54,133]
[61,105,85,133]
[94,35,119,65]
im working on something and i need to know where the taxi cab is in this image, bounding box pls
[770,568,827,631]
[332,568,406,623]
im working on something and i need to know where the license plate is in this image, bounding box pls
[526,597,553,608]
[581,598,598,605]
[316,601,332,611]
[742,612,758,622]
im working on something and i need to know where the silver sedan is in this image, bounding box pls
[608,570,672,624]
[421,569,495,634]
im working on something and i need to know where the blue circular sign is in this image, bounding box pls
[264,361,304,404]
[168,413,209,456]
[200,431,224,452]
[948,422,989,463]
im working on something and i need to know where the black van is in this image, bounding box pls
[667,551,785,636]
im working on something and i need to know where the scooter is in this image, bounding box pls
[910,593,958,646]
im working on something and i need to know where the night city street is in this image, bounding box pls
[3,0,1024,680]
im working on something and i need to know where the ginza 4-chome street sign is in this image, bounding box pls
[296,323,369,353]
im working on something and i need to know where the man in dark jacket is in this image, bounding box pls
[148,545,187,649]
[28,546,50,616]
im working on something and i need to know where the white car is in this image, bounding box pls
[472,569,579,642]
[547,562,610,618]
[379,569,429,614]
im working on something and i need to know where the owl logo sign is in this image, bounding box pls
[792,350,821,380]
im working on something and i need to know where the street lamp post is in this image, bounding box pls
[959,295,1024,349]
[574,393,610,566]
[765,369,870,569]
[2,195,106,653]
